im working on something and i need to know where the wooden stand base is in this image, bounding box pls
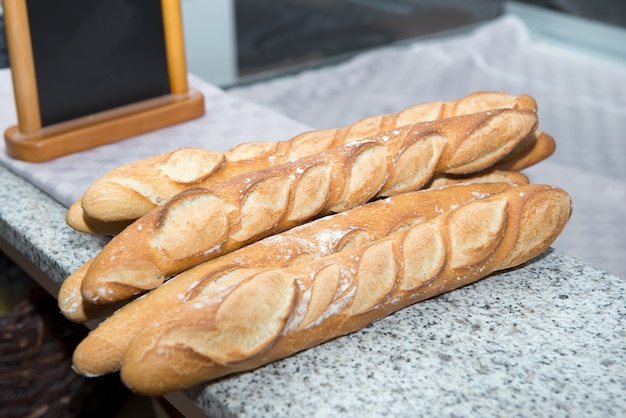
[4,89,205,162]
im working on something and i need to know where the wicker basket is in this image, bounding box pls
[0,283,129,418]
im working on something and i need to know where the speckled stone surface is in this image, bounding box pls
[183,250,625,417]
[3,156,625,416]
[0,164,108,285]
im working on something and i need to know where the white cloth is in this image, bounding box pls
[230,15,626,279]
[0,73,309,208]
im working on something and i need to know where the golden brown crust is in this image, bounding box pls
[119,184,572,395]
[78,109,537,305]
[69,182,517,376]
[61,92,570,397]
[68,91,537,233]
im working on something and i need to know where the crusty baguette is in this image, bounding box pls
[64,130,545,237]
[69,182,518,376]
[66,169,531,237]
[68,91,536,233]
[118,184,572,395]
[79,109,538,304]
[60,174,526,324]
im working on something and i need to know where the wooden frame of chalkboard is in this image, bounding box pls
[2,0,205,162]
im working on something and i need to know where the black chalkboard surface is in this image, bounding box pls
[3,0,205,162]
[28,0,171,127]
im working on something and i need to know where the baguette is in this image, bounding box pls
[66,169,530,237]
[69,182,518,376]
[61,175,526,324]
[68,91,536,233]
[79,108,538,304]
[64,130,546,237]
[119,184,573,395]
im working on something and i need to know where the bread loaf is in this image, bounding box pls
[66,169,531,237]
[60,169,529,325]
[64,130,547,237]
[67,91,536,234]
[79,109,538,304]
[118,184,572,395]
[69,182,518,376]
[61,175,525,324]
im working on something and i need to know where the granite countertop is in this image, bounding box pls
[1,159,624,417]
[185,250,625,418]
[0,162,107,288]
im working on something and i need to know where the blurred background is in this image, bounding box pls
[1,0,624,288]
[1,0,625,280]
[2,0,626,84]
[1,0,625,287]
[233,0,626,81]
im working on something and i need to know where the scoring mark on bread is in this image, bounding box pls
[395,102,443,127]
[500,187,572,269]
[225,141,277,162]
[158,148,225,184]
[232,176,292,242]
[448,198,507,269]
[289,163,332,221]
[344,115,384,142]
[331,142,388,212]
[400,223,446,291]
[334,229,372,253]
[188,267,258,305]
[446,110,537,174]
[348,240,397,315]
[383,133,446,196]
[299,264,341,330]
[206,270,298,364]
[151,192,234,261]
[288,129,339,161]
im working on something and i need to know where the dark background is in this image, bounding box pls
[25,0,170,126]
[1,0,625,79]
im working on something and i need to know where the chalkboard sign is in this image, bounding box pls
[2,0,205,162]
